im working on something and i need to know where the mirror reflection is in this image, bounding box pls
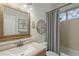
[3,7,30,36]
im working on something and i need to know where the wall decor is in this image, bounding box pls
[36,19,46,34]
[32,21,35,28]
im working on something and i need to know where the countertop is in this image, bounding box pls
[0,42,46,56]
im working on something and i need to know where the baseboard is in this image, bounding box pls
[60,47,79,56]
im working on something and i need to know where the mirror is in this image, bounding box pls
[3,7,30,36]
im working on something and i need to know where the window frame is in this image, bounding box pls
[59,6,79,22]
[67,7,79,20]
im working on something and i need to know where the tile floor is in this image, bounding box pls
[46,51,68,56]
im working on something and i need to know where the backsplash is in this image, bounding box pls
[0,37,32,51]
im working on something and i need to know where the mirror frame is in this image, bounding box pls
[0,4,31,42]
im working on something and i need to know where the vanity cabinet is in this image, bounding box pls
[35,50,46,56]
[0,4,30,41]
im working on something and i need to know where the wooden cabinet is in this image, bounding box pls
[35,50,46,56]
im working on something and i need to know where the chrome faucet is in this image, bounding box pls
[17,41,23,47]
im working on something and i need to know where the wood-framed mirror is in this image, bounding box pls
[0,4,31,42]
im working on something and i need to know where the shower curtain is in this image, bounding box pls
[46,9,60,55]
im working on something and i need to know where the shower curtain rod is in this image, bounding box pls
[48,3,72,12]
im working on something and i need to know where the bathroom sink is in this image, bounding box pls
[8,46,36,56]
[0,42,45,56]
[21,46,36,56]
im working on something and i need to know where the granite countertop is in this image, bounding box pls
[0,42,46,56]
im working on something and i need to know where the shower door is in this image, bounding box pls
[46,9,60,55]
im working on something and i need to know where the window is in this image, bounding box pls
[59,12,66,22]
[68,8,79,20]
[59,7,79,22]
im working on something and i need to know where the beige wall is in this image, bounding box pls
[30,3,66,43]
[30,3,53,43]
[60,19,79,50]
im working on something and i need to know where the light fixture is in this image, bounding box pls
[23,4,28,8]
[29,5,32,11]
[29,7,32,10]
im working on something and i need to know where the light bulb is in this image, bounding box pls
[29,7,32,10]
[23,4,27,8]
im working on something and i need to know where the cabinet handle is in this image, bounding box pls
[21,53,24,56]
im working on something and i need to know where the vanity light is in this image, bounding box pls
[28,4,32,11]
[27,6,32,13]
[29,7,32,10]
[23,4,28,8]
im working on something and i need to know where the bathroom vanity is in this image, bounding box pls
[0,4,46,56]
[0,42,46,56]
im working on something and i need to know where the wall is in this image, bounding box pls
[30,3,51,43]
[30,3,66,43]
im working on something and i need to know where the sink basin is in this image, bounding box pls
[22,46,36,56]
[0,42,45,56]
[8,46,36,56]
